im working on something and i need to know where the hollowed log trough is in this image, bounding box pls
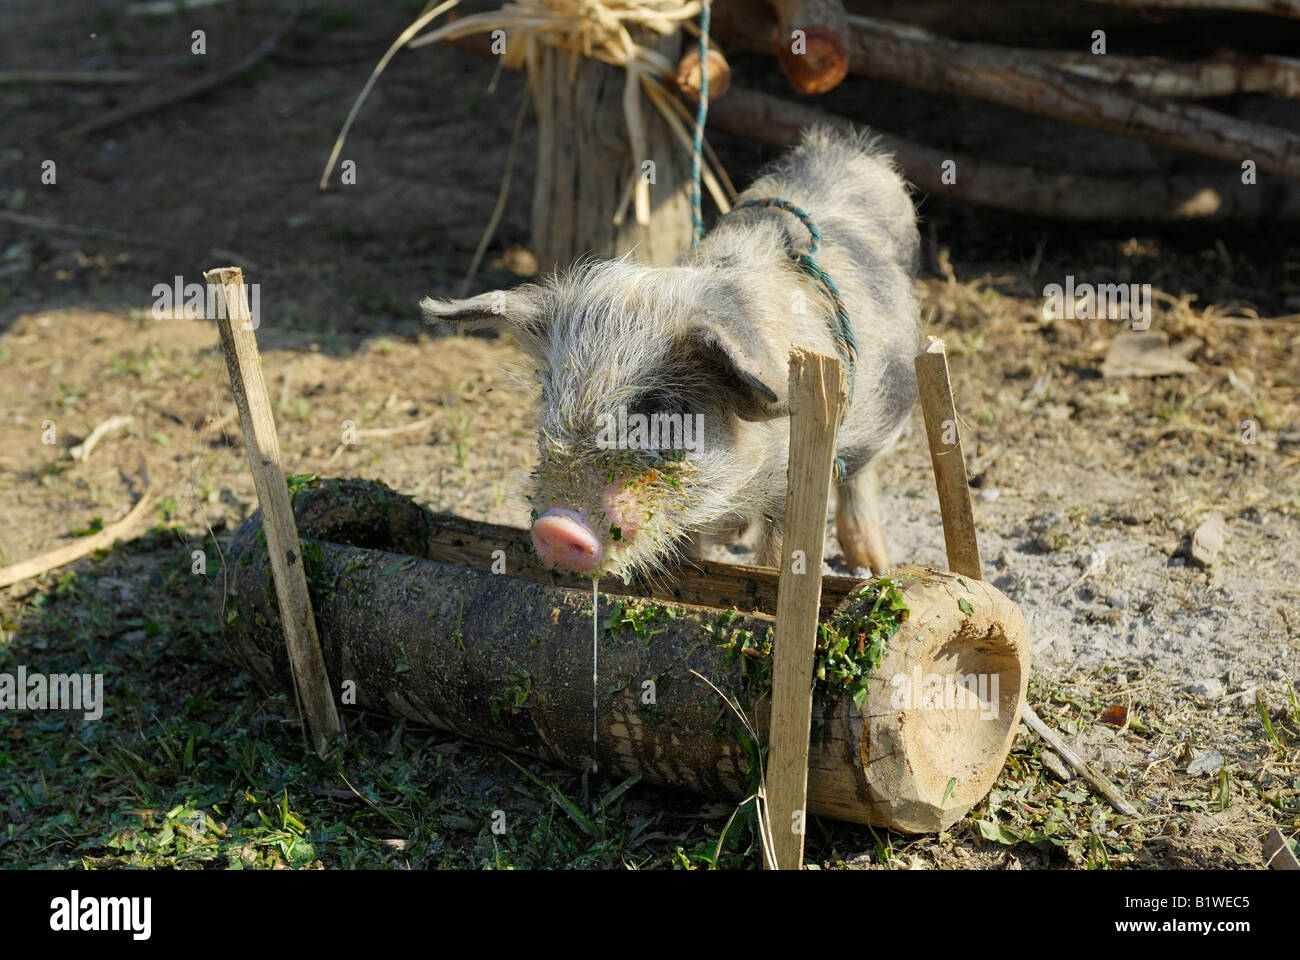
[222,478,1030,833]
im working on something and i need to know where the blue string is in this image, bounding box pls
[690,0,710,245]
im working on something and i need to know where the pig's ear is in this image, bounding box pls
[420,284,547,339]
[687,321,790,421]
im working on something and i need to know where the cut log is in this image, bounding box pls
[710,0,1300,180]
[222,478,1031,832]
[1051,51,1300,100]
[769,0,850,94]
[676,44,732,101]
[705,86,1300,221]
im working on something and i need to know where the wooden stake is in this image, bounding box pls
[914,337,982,580]
[206,266,342,758]
[766,350,844,869]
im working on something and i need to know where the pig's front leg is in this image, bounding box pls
[836,466,889,575]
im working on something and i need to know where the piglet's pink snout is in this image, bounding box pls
[531,508,602,573]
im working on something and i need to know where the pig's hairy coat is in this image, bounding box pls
[422,127,921,578]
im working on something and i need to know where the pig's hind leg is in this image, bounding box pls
[754,516,783,570]
[836,466,889,575]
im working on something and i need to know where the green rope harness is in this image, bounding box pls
[731,199,857,481]
[731,198,858,411]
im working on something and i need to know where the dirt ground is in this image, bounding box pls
[1,0,1297,869]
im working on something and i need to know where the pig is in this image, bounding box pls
[421,127,921,581]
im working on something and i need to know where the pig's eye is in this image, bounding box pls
[626,391,680,418]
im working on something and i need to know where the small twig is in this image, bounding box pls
[68,415,132,462]
[0,211,175,250]
[0,488,154,590]
[57,8,300,141]
[354,414,439,438]
[1021,705,1140,817]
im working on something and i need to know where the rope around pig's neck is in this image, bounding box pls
[730,197,858,480]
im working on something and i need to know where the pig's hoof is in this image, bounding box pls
[840,528,889,575]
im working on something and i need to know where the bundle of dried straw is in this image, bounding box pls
[321,0,732,231]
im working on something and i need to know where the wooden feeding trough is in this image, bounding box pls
[214,265,1030,840]
[221,477,1028,834]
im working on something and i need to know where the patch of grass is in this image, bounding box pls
[0,534,788,869]
[107,344,167,379]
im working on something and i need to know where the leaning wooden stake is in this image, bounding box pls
[766,350,845,870]
[914,337,982,580]
[206,266,342,758]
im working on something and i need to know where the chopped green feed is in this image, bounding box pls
[709,576,910,714]
[818,576,910,709]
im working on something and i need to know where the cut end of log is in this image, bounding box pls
[850,567,1030,833]
[777,28,849,94]
[676,47,732,101]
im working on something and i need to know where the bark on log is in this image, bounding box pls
[221,478,1031,832]
[529,27,693,272]
[442,36,1300,221]
[711,0,1300,180]
[841,1,1151,45]
[1050,50,1300,99]
[770,0,851,94]
[706,86,1300,221]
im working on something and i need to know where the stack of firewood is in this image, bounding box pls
[679,0,1300,221]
